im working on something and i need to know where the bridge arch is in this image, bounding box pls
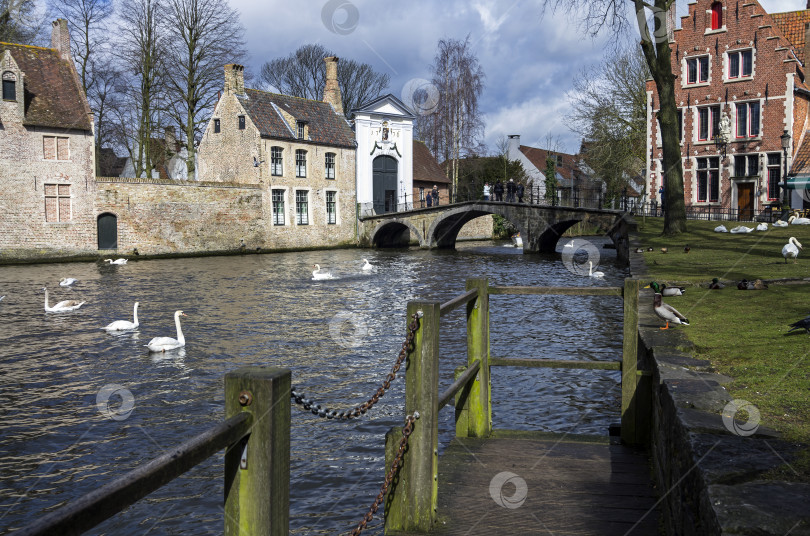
[369,218,424,248]
[427,204,528,249]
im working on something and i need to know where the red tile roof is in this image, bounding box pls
[240,89,355,148]
[0,42,92,131]
[771,10,810,65]
[791,130,810,175]
[518,145,579,183]
[413,140,450,184]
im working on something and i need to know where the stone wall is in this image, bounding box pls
[456,214,493,240]
[95,177,266,255]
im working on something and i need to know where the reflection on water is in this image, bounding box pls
[0,238,627,534]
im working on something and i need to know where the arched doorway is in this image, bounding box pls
[373,155,398,214]
[97,213,118,249]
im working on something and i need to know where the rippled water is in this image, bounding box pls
[0,238,627,535]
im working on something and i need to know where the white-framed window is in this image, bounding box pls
[728,49,753,79]
[733,154,759,177]
[735,101,760,139]
[295,190,309,225]
[696,157,720,202]
[43,136,70,160]
[697,105,720,141]
[44,183,71,221]
[271,147,283,176]
[326,190,337,224]
[711,1,723,30]
[686,56,710,85]
[296,149,307,178]
[272,189,285,225]
[297,121,306,139]
[767,153,781,201]
[325,152,336,179]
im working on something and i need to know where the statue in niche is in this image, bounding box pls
[382,121,389,141]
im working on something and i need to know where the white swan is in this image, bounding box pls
[43,287,85,312]
[730,225,754,234]
[782,237,803,263]
[103,302,140,331]
[773,220,789,228]
[312,264,334,280]
[588,261,605,279]
[60,277,77,287]
[714,225,728,233]
[788,215,810,225]
[147,310,186,352]
[756,222,768,231]
[105,258,128,265]
[361,258,374,271]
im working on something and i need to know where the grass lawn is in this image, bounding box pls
[636,217,810,479]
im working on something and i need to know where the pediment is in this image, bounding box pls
[352,94,416,120]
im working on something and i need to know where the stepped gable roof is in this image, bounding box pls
[771,9,810,65]
[0,42,92,131]
[240,89,355,149]
[413,140,450,184]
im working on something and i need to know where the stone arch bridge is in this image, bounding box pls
[359,201,636,264]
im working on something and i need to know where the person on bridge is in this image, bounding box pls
[517,182,525,203]
[483,182,491,201]
[431,185,440,206]
[506,178,516,202]
[494,180,504,201]
[426,191,432,207]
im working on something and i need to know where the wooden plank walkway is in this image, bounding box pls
[397,433,661,535]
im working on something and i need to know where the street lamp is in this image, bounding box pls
[781,129,791,208]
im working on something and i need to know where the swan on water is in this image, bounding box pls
[312,264,334,280]
[782,237,803,263]
[147,310,186,352]
[103,302,140,331]
[653,293,689,330]
[43,287,85,312]
[105,258,128,265]
[361,259,374,271]
[60,278,77,287]
[588,261,605,279]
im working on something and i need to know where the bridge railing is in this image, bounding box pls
[384,277,647,533]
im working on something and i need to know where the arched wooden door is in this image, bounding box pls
[373,156,398,214]
[97,213,118,249]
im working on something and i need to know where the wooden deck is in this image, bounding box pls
[395,432,661,535]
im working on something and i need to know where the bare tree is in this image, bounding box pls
[0,0,44,44]
[258,43,390,118]
[165,0,247,177]
[421,36,485,198]
[543,0,685,234]
[116,0,166,178]
[568,42,649,200]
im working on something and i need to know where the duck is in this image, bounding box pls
[661,247,668,254]
[683,244,691,254]
[361,258,374,271]
[43,287,85,312]
[714,225,728,233]
[737,279,750,290]
[788,215,810,225]
[787,316,810,334]
[782,237,802,263]
[105,258,128,265]
[730,225,754,233]
[647,247,654,252]
[647,281,685,296]
[147,310,186,352]
[312,264,334,280]
[756,222,768,231]
[635,247,645,254]
[708,278,724,289]
[653,293,689,330]
[103,302,140,331]
[773,219,789,228]
[588,261,605,279]
[752,278,769,290]
[59,277,77,287]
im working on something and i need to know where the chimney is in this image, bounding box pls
[165,127,177,153]
[223,64,245,95]
[322,57,343,115]
[507,135,520,159]
[50,19,71,61]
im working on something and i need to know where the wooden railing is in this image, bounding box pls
[15,367,291,536]
[384,277,644,533]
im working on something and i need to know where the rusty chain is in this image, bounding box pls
[350,413,419,536]
[290,313,420,420]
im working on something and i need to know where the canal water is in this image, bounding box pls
[0,238,627,535]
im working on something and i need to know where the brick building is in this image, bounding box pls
[197,60,357,249]
[0,19,96,258]
[646,0,810,216]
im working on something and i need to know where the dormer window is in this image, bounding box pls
[297,121,306,139]
[2,72,16,101]
[711,2,723,30]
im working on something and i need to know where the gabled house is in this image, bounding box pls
[0,19,96,258]
[412,139,450,207]
[197,59,357,248]
[645,0,810,217]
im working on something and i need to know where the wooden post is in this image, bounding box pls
[465,278,491,437]
[621,279,640,445]
[385,301,440,532]
[224,367,291,536]
[453,365,471,437]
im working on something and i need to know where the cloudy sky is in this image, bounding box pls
[236,0,804,155]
